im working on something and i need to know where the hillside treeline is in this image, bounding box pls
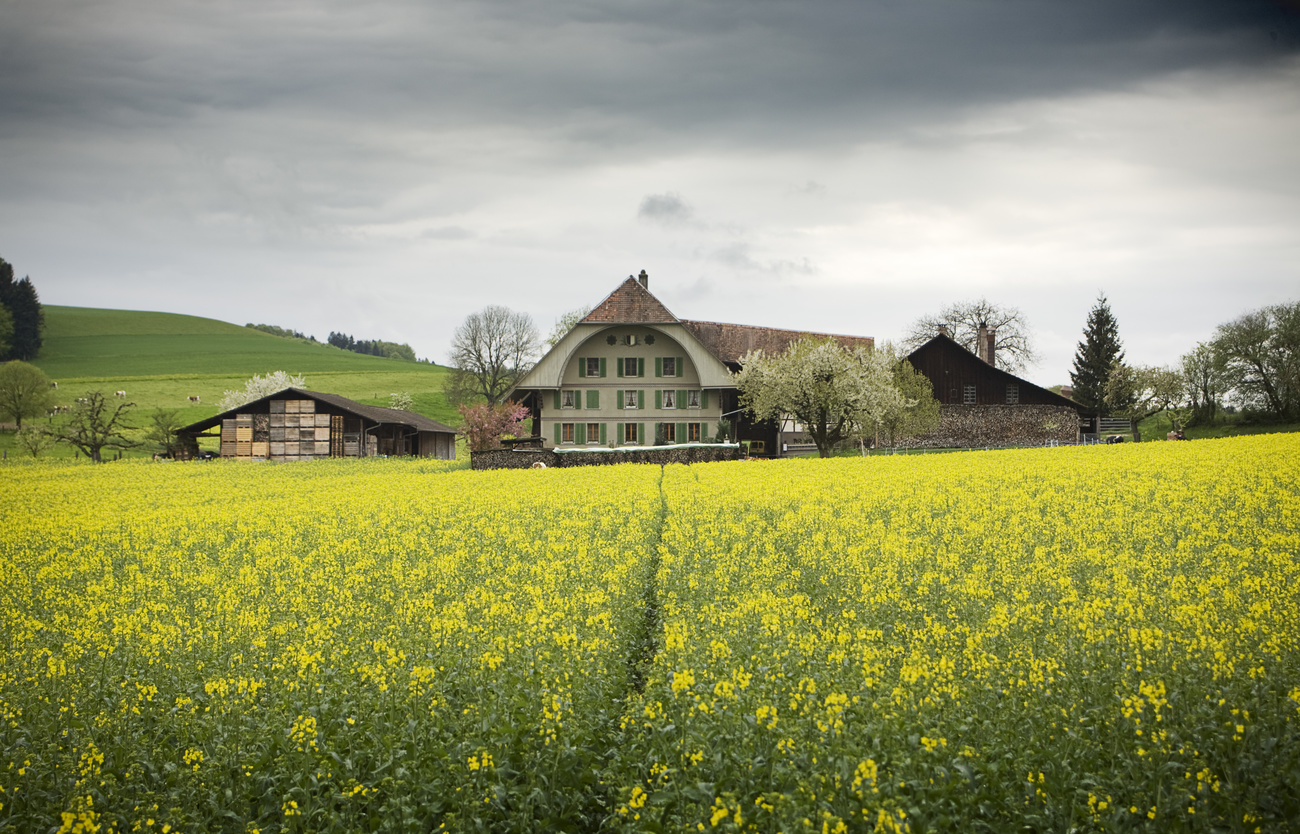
[327,331,417,362]
[0,257,44,361]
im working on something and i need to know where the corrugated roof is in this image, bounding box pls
[179,388,457,435]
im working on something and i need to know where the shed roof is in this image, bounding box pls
[906,334,1083,411]
[179,388,458,435]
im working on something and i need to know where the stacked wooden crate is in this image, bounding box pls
[220,418,237,458]
[220,414,257,459]
[268,399,332,461]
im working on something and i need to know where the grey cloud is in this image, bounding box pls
[638,192,694,226]
[709,243,817,277]
[422,226,475,240]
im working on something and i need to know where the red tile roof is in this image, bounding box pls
[581,277,680,323]
[681,320,874,365]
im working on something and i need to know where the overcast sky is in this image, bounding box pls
[3,0,1298,385]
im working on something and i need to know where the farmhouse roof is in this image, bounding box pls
[581,277,680,324]
[680,320,874,366]
[179,388,457,434]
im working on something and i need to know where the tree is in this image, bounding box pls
[544,306,592,350]
[1181,342,1228,426]
[389,392,414,411]
[144,408,188,458]
[445,306,539,406]
[14,424,55,457]
[1212,301,1300,421]
[48,391,139,462]
[1069,294,1124,414]
[0,259,44,361]
[735,337,916,458]
[1105,363,1185,435]
[903,298,1036,373]
[0,360,55,428]
[0,302,13,359]
[219,371,307,412]
[877,348,941,449]
[457,400,530,451]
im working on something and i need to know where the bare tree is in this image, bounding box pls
[903,298,1036,373]
[48,391,139,462]
[445,305,540,406]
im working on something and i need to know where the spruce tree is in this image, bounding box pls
[1070,294,1124,414]
[0,259,44,361]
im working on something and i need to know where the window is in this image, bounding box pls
[963,385,976,404]
[1006,384,1019,404]
[624,390,638,409]
[662,389,676,409]
[688,422,701,442]
[660,423,677,443]
[623,357,639,378]
[624,423,638,444]
[586,389,600,409]
[561,423,575,444]
[586,423,600,444]
[687,390,700,408]
[586,357,600,377]
[561,390,576,408]
[662,357,676,377]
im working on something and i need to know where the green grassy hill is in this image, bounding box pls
[4,306,461,460]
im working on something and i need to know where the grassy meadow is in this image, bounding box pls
[3,306,459,459]
[1,435,1297,832]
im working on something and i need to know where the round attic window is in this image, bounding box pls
[645,334,656,345]
[606,335,617,345]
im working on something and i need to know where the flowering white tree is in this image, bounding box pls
[736,338,909,458]
[219,371,307,412]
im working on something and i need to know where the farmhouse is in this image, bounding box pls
[903,330,1085,447]
[177,387,457,461]
[509,272,872,456]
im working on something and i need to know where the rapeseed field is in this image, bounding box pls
[1,436,1297,832]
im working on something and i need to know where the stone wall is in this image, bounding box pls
[898,404,1079,449]
[471,444,743,471]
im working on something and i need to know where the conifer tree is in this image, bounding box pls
[1070,294,1124,414]
[0,258,44,361]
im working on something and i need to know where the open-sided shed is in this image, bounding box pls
[177,387,456,461]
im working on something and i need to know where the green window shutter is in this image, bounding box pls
[655,357,662,378]
[617,359,624,378]
[554,423,561,445]
[677,356,685,377]
[578,358,586,378]
[587,389,599,409]
[677,422,687,442]
[616,423,624,444]
[577,423,586,444]
[637,358,645,377]
[639,423,645,444]
[701,422,709,441]
[701,390,709,409]
[637,390,645,409]
[616,390,624,410]
[655,390,662,409]
[553,390,561,410]
[600,423,607,444]
[599,357,607,378]
[678,389,687,407]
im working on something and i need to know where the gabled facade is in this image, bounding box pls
[510,273,873,454]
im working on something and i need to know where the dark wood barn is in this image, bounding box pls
[177,387,457,461]
[908,332,1081,411]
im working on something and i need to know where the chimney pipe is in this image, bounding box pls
[976,321,988,362]
[638,269,649,289]
[986,328,996,368]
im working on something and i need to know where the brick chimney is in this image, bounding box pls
[976,321,988,363]
[986,328,996,368]
[638,269,649,289]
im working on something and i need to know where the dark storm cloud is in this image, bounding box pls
[2,0,1297,154]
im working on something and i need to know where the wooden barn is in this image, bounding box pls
[905,330,1087,447]
[177,388,457,461]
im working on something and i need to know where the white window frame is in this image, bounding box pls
[662,389,676,409]
[687,390,700,408]
[624,423,638,444]
[586,423,600,445]
[963,385,976,404]
[561,390,576,409]
[561,423,575,444]
[623,357,638,378]
[624,389,638,409]
[661,422,676,443]
[662,357,676,378]
[586,357,600,377]
[688,422,701,442]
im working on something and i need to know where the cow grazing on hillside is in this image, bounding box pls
[115,390,126,397]
[188,395,201,403]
